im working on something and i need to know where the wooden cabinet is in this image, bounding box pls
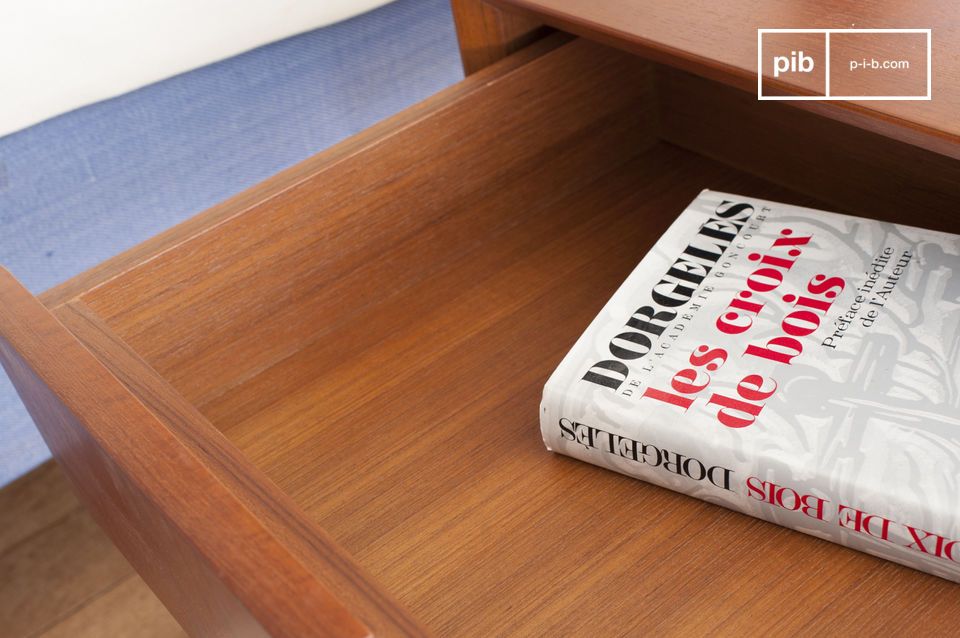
[2,2,958,635]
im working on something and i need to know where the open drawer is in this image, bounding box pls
[2,35,959,636]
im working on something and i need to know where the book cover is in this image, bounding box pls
[541,190,960,581]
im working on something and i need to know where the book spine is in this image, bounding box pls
[540,390,960,583]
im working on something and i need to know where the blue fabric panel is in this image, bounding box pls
[0,0,463,485]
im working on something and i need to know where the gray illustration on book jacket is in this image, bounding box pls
[541,190,960,582]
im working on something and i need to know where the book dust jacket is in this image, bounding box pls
[541,190,960,581]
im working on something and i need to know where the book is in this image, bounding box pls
[540,190,960,582]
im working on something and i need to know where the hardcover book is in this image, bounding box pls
[541,190,960,581]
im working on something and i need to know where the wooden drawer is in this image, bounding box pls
[2,30,958,637]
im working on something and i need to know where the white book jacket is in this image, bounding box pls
[541,190,960,582]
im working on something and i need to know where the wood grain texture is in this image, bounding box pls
[0,270,370,638]
[450,0,548,74]
[493,0,960,159]
[68,38,958,634]
[79,38,656,412]
[11,37,652,638]
[35,35,566,312]
[54,300,430,638]
[0,462,184,638]
[658,66,960,229]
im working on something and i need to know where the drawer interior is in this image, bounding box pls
[66,36,959,635]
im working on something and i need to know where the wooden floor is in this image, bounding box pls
[0,461,185,638]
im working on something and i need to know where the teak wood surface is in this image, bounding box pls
[2,21,959,638]
[0,270,372,638]
[450,0,547,74]
[491,0,960,159]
